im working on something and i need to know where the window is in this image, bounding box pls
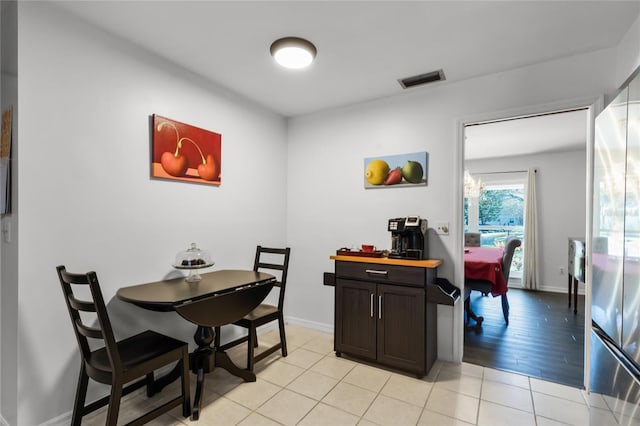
[465,176,526,283]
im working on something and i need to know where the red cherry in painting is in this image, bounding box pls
[197,154,219,181]
[160,151,188,177]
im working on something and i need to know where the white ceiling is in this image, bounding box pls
[48,1,638,158]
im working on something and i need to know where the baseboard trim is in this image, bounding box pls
[38,387,146,426]
[39,411,71,426]
[508,284,585,295]
[285,315,333,334]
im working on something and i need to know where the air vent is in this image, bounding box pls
[398,69,445,89]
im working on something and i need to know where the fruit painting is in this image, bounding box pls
[151,114,222,186]
[364,151,428,189]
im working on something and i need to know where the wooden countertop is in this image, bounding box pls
[330,255,442,268]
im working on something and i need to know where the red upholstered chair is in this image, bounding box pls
[57,265,191,425]
[465,237,521,328]
[464,232,481,247]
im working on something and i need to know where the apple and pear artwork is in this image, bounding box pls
[151,114,221,185]
[364,151,428,189]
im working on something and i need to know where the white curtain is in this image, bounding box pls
[523,167,539,289]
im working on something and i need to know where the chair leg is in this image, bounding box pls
[145,372,155,397]
[214,326,221,348]
[464,297,483,328]
[106,381,123,426]
[71,364,89,426]
[247,326,257,372]
[180,355,192,418]
[501,294,510,325]
[278,315,288,357]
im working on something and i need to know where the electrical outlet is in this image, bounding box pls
[560,266,565,275]
[435,222,449,235]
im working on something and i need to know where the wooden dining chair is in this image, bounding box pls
[215,246,291,371]
[56,265,191,426]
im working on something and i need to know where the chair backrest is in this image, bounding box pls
[502,238,522,282]
[56,265,121,372]
[465,232,481,247]
[253,246,291,311]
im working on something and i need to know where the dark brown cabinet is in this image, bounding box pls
[333,259,438,377]
[335,279,377,359]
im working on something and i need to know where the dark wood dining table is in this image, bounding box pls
[117,269,276,420]
[464,246,510,325]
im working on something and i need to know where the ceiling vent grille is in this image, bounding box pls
[398,69,445,89]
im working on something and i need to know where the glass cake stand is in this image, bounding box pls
[173,243,214,282]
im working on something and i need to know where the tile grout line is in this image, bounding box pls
[286,351,349,425]
[251,345,359,425]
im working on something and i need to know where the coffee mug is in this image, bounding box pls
[361,244,375,253]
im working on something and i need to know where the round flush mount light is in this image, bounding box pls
[270,37,317,69]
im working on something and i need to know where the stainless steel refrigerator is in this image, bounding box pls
[591,69,640,425]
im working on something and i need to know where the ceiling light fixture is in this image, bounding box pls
[270,37,317,70]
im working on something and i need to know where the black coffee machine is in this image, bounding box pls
[388,216,428,259]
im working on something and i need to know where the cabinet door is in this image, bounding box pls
[335,279,376,359]
[377,284,425,373]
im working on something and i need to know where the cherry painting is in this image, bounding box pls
[151,114,222,186]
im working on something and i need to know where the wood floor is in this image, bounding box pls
[463,287,585,389]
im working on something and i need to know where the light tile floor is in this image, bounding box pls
[82,324,637,426]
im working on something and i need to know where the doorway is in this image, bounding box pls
[461,108,589,387]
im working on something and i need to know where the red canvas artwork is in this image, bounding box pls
[151,114,222,185]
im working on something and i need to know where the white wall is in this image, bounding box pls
[466,149,587,293]
[616,13,640,88]
[6,2,640,424]
[286,48,617,364]
[14,3,287,424]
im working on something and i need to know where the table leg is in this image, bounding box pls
[192,356,207,421]
[568,273,572,307]
[573,277,578,315]
[191,325,214,421]
[190,325,258,419]
[215,351,256,382]
[145,364,181,396]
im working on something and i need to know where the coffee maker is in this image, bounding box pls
[388,216,428,259]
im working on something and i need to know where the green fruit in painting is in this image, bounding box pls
[402,161,424,183]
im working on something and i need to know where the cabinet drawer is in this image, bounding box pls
[336,261,425,287]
